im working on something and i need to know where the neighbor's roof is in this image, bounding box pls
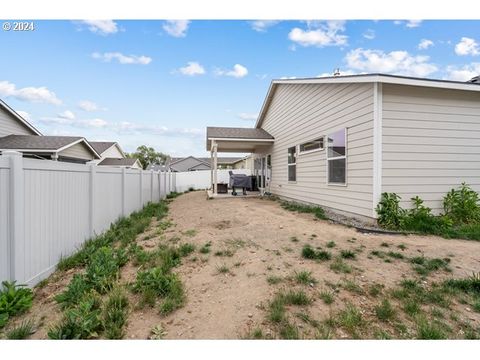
[97,157,139,166]
[89,141,117,155]
[0,135,101,158]
[170,156,244,164]
[255,73,480,128]
[206,126,274,140]
[0,99,42,136]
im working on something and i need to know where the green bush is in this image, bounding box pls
[0,281,33,328]
[301,245,331,261]
[133,268,182,298]
[102,288,129,339]
[443,183,480,224]
[85,247,122,294]
[376,193,405,229]
[55,274,91,308]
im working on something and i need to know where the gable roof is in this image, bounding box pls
[0,135,100,158]
[0,99,42,135]
[207,126,274,140]
[255,73,480,128]
[97,157,140,167]
[89,141,116,154]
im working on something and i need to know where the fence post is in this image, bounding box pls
[158,171,161,201]
[122,167,127,216]
[150,170,154,202]
[139,170,143,208]
[5,151,24,282]
[89,164,96,238]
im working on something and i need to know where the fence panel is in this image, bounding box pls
[94,167,123,235]
[0,158,10,283]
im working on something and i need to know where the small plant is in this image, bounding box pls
[6,318,35,339]
[133,267,182,298]
[380,242,390,248]
[199,242,211,254]
[281,201,327,220]
[329,258,352,274]
[368,283,384,297]
[340,250,356,259]
[0,281,34,328]
[102,288,129,339]
[416,318,448,339]
[178,243,195,257]
[342,279,364,294]
[216,264,230,274]
[319,291,334,305]
[337,303,364,336]
[376,193,405,229]
[279,322,300,339]
[387,251,404,259]
[403,299,421,317]
[410,256,451,276]
[214,249,235,257]
[326,241,336,248]
[55,274,91,308]
[294,271,316,285]
[267,276,283,285]
[375,299,395,321]
[301,245,331,261]
[182,229,197,237]
[443,183,480,224]
[397,244,407,251]
[150,324,167,339]
[290,236,299,243]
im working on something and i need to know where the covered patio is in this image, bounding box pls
[206,127,274,198]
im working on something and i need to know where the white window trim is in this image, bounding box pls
[298,137,324,155]
[287,145,297,183]
[326,128,347,186]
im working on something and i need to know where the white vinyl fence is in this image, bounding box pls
[174,169,251,192]
[0,151,176,287]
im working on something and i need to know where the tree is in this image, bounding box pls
[126,145,170,170]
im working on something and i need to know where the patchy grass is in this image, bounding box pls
[280,201,327,220]
[5,319,35,339]
[214,249,235,257]
[375,299,396,321]
[337,304,365,337]
[182,229,197,237]
[267,276,283,285]
[215,264,230,274]
[416,317,449,339]
[0,281,34,329]
[368,283,384,297]
[340,250,356,260]
[102,288,129,339]
[342,279,364,295]
[293,271,317,285]
[329,258,352,274]
[178,243,195,257]
[387,251,404,260]
[199,242,212,254]
[319,291,335,305]
[301,245,331,261]
[326,241,336,248]
[410,256,451,276]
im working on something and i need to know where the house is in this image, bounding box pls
[168,156,244,172]
[0,99,100,163]
[89,141,142,169]
[206,73,480,221]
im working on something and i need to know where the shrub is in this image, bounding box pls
[85,247,122,293]
[0,281,33,328]
[301,245,331,261]
[443,183,480,224]
[376,192,405,229]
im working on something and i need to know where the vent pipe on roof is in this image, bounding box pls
[333,68,341,76]
[467,75,479,83]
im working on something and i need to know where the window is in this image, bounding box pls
[287,146,296,182]
[299,137,324,153]
[327,128,346,185]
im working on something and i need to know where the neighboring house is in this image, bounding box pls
[168,156,244,171]
[97,157,142,169]
[0,99,100,163]
[206,73,480,221]
[0,135,100,163]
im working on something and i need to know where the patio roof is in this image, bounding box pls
[206,126,274,152]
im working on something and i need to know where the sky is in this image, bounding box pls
[0,19,479,157]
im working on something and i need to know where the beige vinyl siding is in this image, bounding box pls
[59,142,95,161]
[0,106,37,137]
[261,82,375,218]
[382,83,480,214]
[100,144,124,160]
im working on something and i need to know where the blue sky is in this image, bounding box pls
[1,20,479,156]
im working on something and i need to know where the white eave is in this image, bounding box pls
[254,73,480,128]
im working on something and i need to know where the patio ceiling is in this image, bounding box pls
[206,126,274,153]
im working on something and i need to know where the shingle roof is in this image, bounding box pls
[206,127,273,140]
[0,134,83,150]
[89,141,117,155]
[97,158,140,166]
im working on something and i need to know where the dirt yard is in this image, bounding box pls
[8,191,480,339]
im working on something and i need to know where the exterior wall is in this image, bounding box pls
[59,141,96,161]
[260,82,375,218]
[0,106,37,137]
[170,157,208,172]
[131,160,142,169]
[381,83,480,214]
[99,144,124,160]
[0,153,176,287]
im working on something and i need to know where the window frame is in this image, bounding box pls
[298,136,325,155]
[287,145,297,183]
[326,128,347,186]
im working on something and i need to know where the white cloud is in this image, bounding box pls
[92,52,152,65]
[215,64,248,78]
[58,110,75,120]
[163,20,190,37]
[362,29,375,40]
[393,20,422,28]
[249,20,280,32]
[345,48,438,77]
[115,121,202,137]
[445,63,480,81]
[39,116,108,129]
[76,20,119,35]
[279,76,297,80]
[178,61,206,76]
[78,100,103,112]
[0,80,61,105]
[237,113,258,121]
[288,21,348,47]
[418,39,434,50]
[406,20,422,28]
[455,37,480,56]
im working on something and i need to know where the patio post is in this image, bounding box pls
[212,140,218,194]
